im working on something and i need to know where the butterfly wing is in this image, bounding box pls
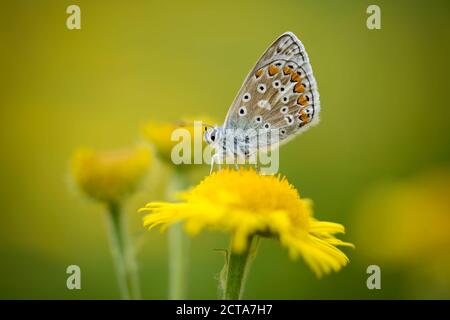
[223,32,320,148]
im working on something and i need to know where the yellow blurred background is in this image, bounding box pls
[1,0,449,299]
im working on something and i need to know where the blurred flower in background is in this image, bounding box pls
[354,168,450,298]
[72,146,152,203]
[141,168,354,299]
[142,120,182,165]
[71,145,153,300]
[142,117,215,169]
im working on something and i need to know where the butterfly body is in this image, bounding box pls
[205,32,320,171]
[205,126,253,168]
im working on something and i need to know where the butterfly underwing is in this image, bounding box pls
[204,32,320,169]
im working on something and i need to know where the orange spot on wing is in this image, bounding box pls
[283,66,292,75]
[293,83,305,93]
[299,110,310,122]
[268,65,279,76]
[291,72,301,82]
[255,69,263,78]
[298,95,308,106]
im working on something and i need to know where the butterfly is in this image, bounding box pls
[204,32,320,172]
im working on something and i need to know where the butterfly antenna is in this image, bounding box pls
[176,120,214,129]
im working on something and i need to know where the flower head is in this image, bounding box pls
[141,168,353,277]
[141,117,215,168]
[72,146,152,203]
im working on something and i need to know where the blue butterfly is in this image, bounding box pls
[205,32,320,172]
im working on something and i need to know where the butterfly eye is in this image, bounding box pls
[243,93,251,102]
[255,116,262,123]
[210,134,216,142]
[257,84,266,93]
[238,106,247,116]
[272,80,281,88]
[280,106,289,114]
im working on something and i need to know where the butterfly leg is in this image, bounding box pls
[210,153,223,174]
[210,154,216,174]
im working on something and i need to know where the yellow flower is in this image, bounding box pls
[141,168,353,277]
[72,146,152,203]
[141,117,215,168]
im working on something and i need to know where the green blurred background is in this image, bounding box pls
[1,0,449,299]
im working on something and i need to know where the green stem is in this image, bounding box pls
[167,171,190,299]
[106,202,141,300]
[223,235,260,300]
[168,222,189,299]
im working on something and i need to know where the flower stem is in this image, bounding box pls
[106,202,141,300]
[168,222,189,299]
[167,171,190,299]
[223,235,260,300]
